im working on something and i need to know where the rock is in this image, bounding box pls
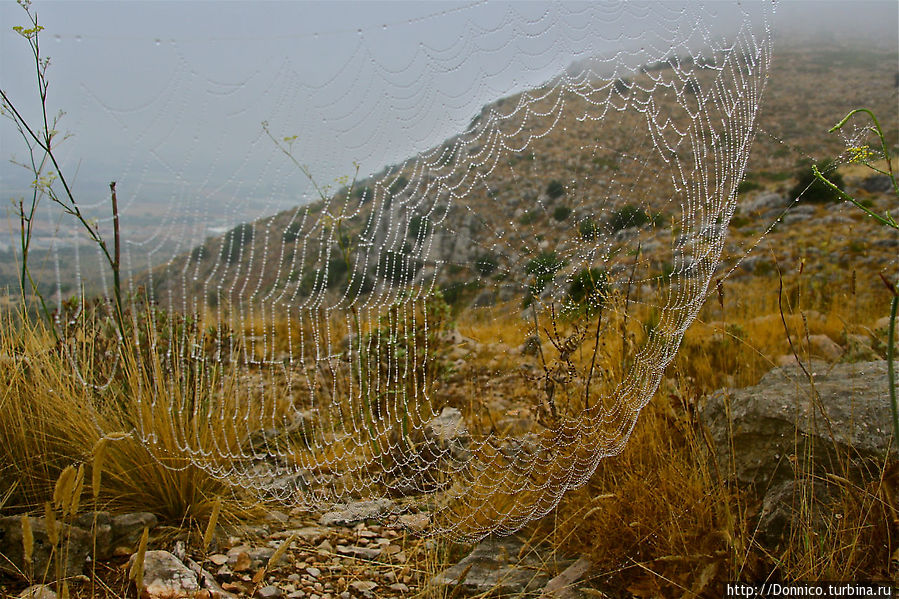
[782,204,815,224]
[185,557,237,599]
[432,536,549,597]
[701,360,896,487]
[255,585,283,599]
[248,546,275,566]
[208,554,229,566]
[74,512,113,559]
[861,174,892,193]
[742,192,787,214]
[112,512,158,548]
[264,511,289,524]
[423,407,470,462]
[319,499,396,527]
[756,479,836,548]
[349,580,377,593]
[73,511,158,559]
[539,557,593,598]
[806,334,843,361]
[129,550,200,599]
[396,513,430,534]
[18,585,57,599]
[336,544,382,560]
[875,316,894,333]
[0,516,91,579]
[229,550,252,572]
[269,526,326,543]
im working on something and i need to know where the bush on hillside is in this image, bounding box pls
[790,160,845,203]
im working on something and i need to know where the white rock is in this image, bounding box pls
[129,550,200,599]
[18,585,57,599]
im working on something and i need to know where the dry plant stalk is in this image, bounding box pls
[267,533,296,570]
[202,497,222,553]
[21,514,33,579]
[69,465,84,517]
[53,465,76,512]
[129,526,150,592]
[44,502,58,546]
[92,437,109,499]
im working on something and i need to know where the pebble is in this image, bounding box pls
[208,553,229,566]
[349,580,377,592]
[255,585,283,598]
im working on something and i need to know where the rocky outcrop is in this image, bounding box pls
[74,511,158,560]
[701,360,897,546]
[432,537,550,597]
[701,360,895,487]
[0,516,91,579]
[432,536,595,598]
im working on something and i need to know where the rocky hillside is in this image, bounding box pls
[147,42,898,314]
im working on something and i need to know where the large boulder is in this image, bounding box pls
[0,516,90,579]
[74,511,158,559]
[128,550,201,599]
[432,536,550,597]
[701,360,896,487]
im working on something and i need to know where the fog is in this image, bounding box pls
[0,0,895,244]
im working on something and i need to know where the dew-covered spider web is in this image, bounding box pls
[4,1,774,540]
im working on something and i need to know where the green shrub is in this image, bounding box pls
[474,254,499,276]
[342,273,375,297]
[519,211,538,225]
[378,249,420,283]
[526,251,565,296]
[579,219,600,241]
[326,257,348,288]
[221,223,254,264]
[526,251,565,277]
[790,160,845,203]
[546,180,565,199]
[408,215,431,240]
[441,280,482,306]
[737,179,760,194]
[283,221,301,242]
[353,185,373,203]
[566,267,608,314]
[553,205,572,221]
[608,205,650,232]
[190,244,207,262]
[389,175,409,195]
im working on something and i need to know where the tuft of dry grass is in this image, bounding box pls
[0,306,256,525]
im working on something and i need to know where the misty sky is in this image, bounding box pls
[0,0,896,246]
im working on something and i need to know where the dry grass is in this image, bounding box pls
[0,306,257,525]
[426,263,896,593]
[2,255,896,596]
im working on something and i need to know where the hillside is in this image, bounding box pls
[148,42,897,320]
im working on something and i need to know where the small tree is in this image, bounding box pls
[790,159,844,203]
[553,205,572,221]
[608,205,650,232]
[546,180,565,199]
[473,254,498,277]
[221,223,254,264]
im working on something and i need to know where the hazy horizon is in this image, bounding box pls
[1,0,896,249]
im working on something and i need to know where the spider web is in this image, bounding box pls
[4,1,774,540]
